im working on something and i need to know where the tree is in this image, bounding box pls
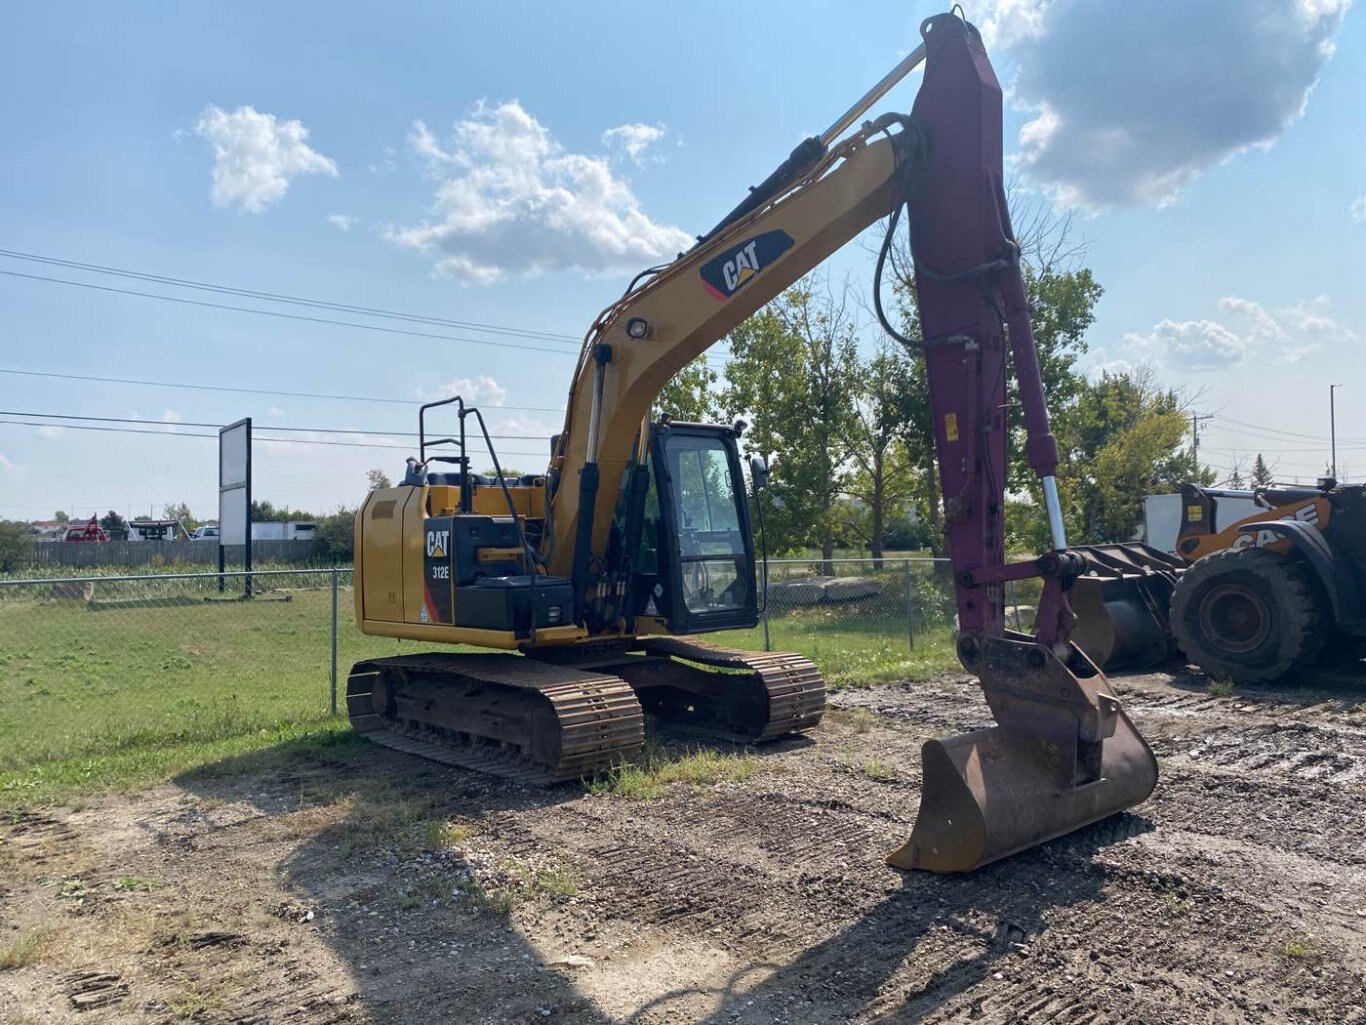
[1225,461,1246,489]
[315,508,358,563]
[163,502,196,529]
[1251,453,1275,487]
[884,196,1103,554]
[1010,368,1212,550]
[0,520,28,572]
[366,468,393,490]
[250,500,307,522]
[656,357,721,422]
[724,277,862,573]
[841,345,919,561]
[100,510,128,539]
[54,510,69,524]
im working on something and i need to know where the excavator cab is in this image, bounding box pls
[630,422,758,635]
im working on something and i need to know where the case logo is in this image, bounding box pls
[425,529,450,559]
[699,230,794,302]
[1231,502,1321,551]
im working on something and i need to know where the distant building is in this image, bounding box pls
[29,519,68,541]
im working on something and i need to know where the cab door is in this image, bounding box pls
[650,425,758,633]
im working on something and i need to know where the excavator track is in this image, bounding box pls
[526,637,825,743]
[346,653,645,784]
[637,637,826,740]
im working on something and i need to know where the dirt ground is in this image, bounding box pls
[2,665,1365,1024]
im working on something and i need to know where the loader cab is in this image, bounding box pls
[634,422,758,634]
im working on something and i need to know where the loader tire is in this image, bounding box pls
[1171,548,1326,685]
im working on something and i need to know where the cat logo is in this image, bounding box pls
[699,230,795,302]
[425,529,450,559]
[1230,502,1321,551]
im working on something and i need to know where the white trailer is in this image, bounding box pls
[250,520,317,541]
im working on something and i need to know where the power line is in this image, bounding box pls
[0,248,582,342]
[1214,415,1366,445]
[0,418,552,459]
[0,251,732,365]
[0,268,586,357]
[0,409,554,440]
[0,368,566,413]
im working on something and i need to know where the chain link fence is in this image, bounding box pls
[0,560,975,783]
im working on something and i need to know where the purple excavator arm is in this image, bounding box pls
[888,14,1157,872]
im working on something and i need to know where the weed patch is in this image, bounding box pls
[0,930,50,970]
[586,743,761,800]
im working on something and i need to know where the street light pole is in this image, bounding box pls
[1330,384,1342,480]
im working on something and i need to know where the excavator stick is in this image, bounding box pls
[888,635,1157,872]
[881,14,1160,871]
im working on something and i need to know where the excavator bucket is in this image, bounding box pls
[1067,544,1185,670]
[888,635,1158,873]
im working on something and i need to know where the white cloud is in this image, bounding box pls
[1276,344,1320,365]
[129,409,185,434]
[1129,293,1356,370]
[1125,319,1251,370]
[390,102,693,282]
[37,425,66,439]
[985,0,1351,209]
[1352,196,1366,223]
[327,212,358,232]
[1217,296,1287,342]
[267,406,285,417]
[1084,357,1136,381]
[1221,294,1357,347]
[1277,295,1358,342]
[0,452,16,471]
[602,122,666,164]
[194,105,338,213]
[413,375,508,406]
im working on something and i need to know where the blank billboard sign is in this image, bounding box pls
[218,419,251,548]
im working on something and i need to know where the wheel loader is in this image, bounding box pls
[1165,478,1366,684]
[347,12,1160,874]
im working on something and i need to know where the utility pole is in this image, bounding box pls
[1330,384,1342,480]
[1191,413,1213,464]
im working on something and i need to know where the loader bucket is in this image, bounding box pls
[1068,544,1185,671]
[887,634,1158,873]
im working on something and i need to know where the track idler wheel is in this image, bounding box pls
[888,634,1157,873]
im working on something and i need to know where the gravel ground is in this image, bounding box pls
[2,664,1364,1024]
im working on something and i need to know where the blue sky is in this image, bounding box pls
[1,1,1363,523]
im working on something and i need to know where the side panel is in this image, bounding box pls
[1180,498,1330,561]
[359,487,410,624]
[421,516,456,625]
[401,488,431,625]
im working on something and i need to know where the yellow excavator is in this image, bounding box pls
[347,12,1160,873]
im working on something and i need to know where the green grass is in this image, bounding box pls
[0,575,960,805]
[726,610,958,688]
[861,756,895,781]
[1281,936,1319,960]
[0,559,330,583]
[826,707,876,733]
[0,585,415,804]
[1208,678,1235,698]
[0,930,50,970]
[587,742,763,800]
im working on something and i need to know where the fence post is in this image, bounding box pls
[330,567,339,716]
[905,559,915,653]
